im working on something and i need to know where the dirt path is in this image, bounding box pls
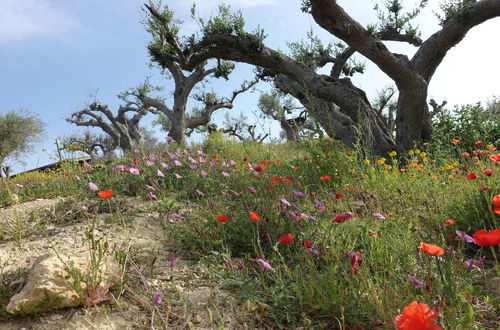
[0,198,236,329]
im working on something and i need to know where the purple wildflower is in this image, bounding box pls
[170,253,175,267]
[153,292,162,305]
[201,170,208,177]
[146,161,155,166]
[129,168,140,175]
[165,136,174,143]
[290,202,301,211]
[171,213,185,220]
[456,230,475,243]
[293,190,305,197]
[280,197,292,207]
[149,192,158,200]
[145,184,156,191]
[464,256,486,270]
[308,248,320,255]
[157,170,164,177]
[407,276,425,288]
[222,171,230,178]
[257,259,276,272]
[314,200,326,212]
[248,186,257,193]
[373,213,386,220]
[307,215,317,222]
[174,160,183,167]
[195,189,204,196]
[174,173,183,179]
[161,162,171,170]
[89,182,99,191]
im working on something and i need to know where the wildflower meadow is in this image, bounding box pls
[1,136,498,329]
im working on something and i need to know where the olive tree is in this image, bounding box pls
[0,109,45,177]
[144,0,500,155]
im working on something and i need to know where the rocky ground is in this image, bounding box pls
[0,198,237,329]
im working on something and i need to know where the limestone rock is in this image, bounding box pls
[6,253,118,314]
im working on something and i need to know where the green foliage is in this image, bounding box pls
[373,0,428,45]
[288,29,334,69]
[429,100,500,157]
[437,0,475,25]
[0,109,45,166]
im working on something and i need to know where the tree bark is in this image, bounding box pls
[275,75,395,155]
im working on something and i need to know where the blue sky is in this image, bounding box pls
[1,0,499,173]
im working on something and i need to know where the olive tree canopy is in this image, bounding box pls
[0,109,45,176]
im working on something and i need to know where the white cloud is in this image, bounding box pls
[0,0,80,42]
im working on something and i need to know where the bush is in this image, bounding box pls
[429,100,499,157]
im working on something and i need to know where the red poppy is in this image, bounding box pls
[474,141,483,147]
[98,189,113,199]
[466,172,476,180]
[394,301,441,330]
[461,152,470,157]
[473,229,500,246]
[270,176,280,185]
[443,219,456,227]
[133,159,139,165]
[418,242,444,255]
[451,139,460,145]
[302,240,313,248]
[483,168,493,176]
[254,165,264,172]
[490,153,500,163]
[332,212,355,223]
[279,234,294,245]
[63,172,71,177]
[320,176,331,181]
[217,215,228,223]
[493,195,500,215]
[249,211,261,221]
[349,252,362,275]
[335,193,344,199]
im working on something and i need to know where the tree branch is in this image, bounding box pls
[309,0,419,86]
[412,0,500,81]
[378,28,422,46]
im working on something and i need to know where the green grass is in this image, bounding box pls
[1,137,499,328]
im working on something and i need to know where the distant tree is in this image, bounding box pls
[58,131,117,162]
[137,2,258,145]
[258,89,317,143]
[0,109,45,177]
[66,96,153,152]
[221,113,269,143]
